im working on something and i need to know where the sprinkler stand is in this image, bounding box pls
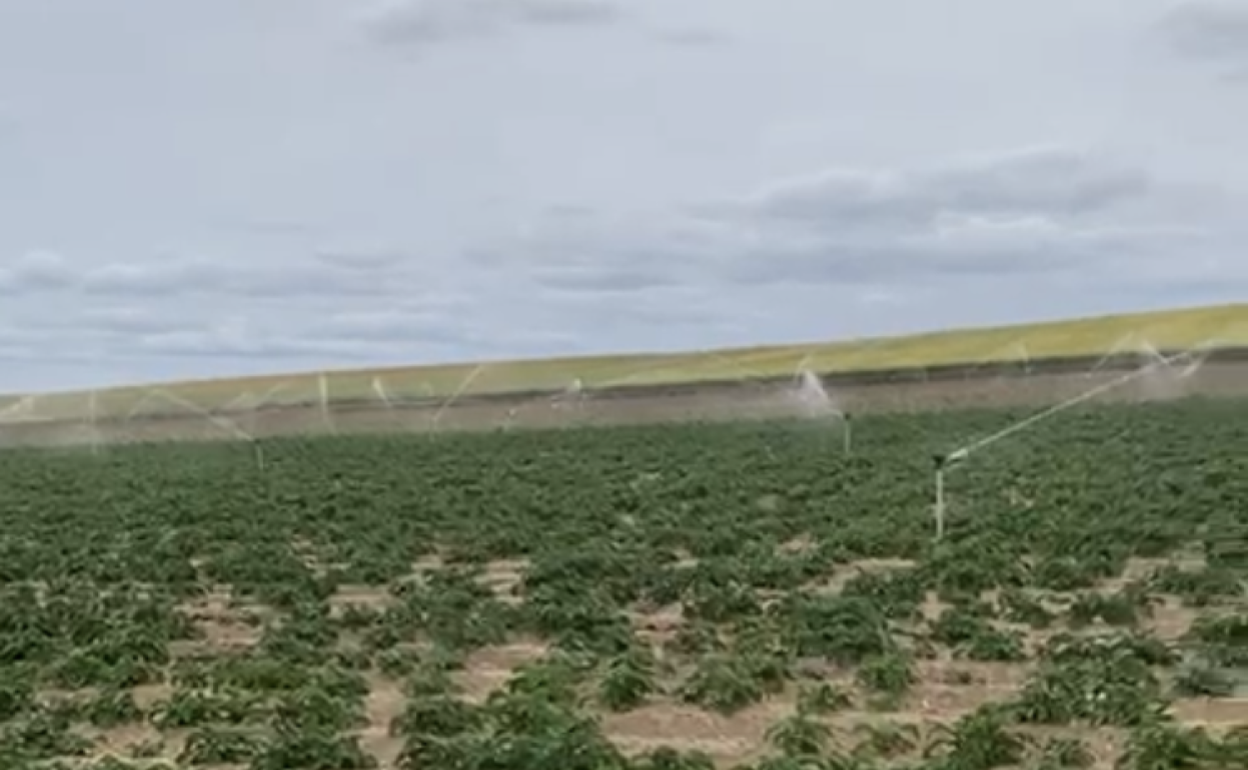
[932,453,949,541]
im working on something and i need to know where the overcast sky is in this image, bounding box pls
[1,0,1246,392]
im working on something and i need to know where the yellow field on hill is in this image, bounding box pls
[2,303,1245,422]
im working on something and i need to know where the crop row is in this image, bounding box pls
[0,397,1245,768]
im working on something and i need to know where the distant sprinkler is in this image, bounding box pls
[372,377,394,409]
[87,390,100,456]
[318,372,335,434]
[550,377,586,411]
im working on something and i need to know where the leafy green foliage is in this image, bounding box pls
[599,644,659,711]
[0,396,1243,769]
[1011,635,1173,726]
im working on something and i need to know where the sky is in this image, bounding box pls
[1,0,1247,392]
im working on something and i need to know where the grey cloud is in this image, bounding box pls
[511,146,1199,294]
[532,264,687,293]
[1,303,488,369]
[80,259,410,299]
[738,146,1151,231]
[539,286,743,331]
[1161,1,1248,80]
[221,218,321,237]
[652,27,725,47]
[477,207,736,292]
[80,262,216,296]
[361,0,623,47]
[16,306,182,337]
[313,250,407,272]
[314,308,482,346]
[80,307,183,336]
[134,319,404,361]
[0,324,32,348]
[0,252,436,303]
[0,251,78,293]
[0,344,34,362]
[136,332,356,360]
[511,0,621,25]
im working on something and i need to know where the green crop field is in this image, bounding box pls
[2,303,1245,423]
[1,396,1245,768]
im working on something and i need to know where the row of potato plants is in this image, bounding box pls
[0,396,1244,768]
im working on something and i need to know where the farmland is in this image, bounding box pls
[2,303,1245,424]
[1,395,1246,768]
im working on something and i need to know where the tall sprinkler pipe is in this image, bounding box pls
[932,453,949,541]
[930,450,967,540]
[924,348,1198,542]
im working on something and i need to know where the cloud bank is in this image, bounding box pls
[0,0,1245,391]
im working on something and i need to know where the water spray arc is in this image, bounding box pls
[371,377,394,409]
[318,373,335,434]
[926,347,1203,540]
[794,368,852,455]
[1011,341,1033,375]
[500,376,586,431]
[0,396,36,423]
[87,390,100,456]
[143,389,265,470]
[432,364,486,431]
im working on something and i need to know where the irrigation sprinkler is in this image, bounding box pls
[254,382,290,410]
[931,452,951,541]
[550,377,587,413]
[1013,341,1033,375]
[431,364,485,432]
[1087,333,1137,377]
[1085,334,1190,380]
[501,407,519,431]
[318,373,335,434]
[146,389,265,470]
[794,353,813,380]
[87,390,99,456]
[792,368,853,454]
[926,347,1200,540]
[372,377,394,409]
[0,395,33,423]
[219,391,256,413]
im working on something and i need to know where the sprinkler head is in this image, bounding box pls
[843,411,853,421]
[932,453,948,469]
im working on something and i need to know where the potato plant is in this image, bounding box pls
[0,397,1245,768]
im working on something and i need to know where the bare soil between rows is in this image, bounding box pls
[63,556,1245,770]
